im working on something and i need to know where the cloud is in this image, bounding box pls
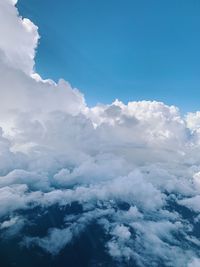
[188,258,200,267]
[0,1,200,266]
[0,1,86,133]
[0,216,25,237]
[25,227,73,255]
[0,0,38,75]
[178,196,200,213]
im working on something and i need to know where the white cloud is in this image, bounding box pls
[0,216,19,229]
[188,258,200,267]
[0,216,25,237]
[178,196,200,212]
[0,0,38,75]
[112,225,131,240]
[25,227,73,255]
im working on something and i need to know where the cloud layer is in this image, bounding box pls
[1,1,200,266]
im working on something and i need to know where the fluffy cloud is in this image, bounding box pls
[1,1,200,267]
[0,0,38,74]
[0,0,86,133]
[188,258,200,267]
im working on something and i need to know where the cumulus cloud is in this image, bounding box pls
[1,1,200,266]
[188,258,200,267]
[0,0,38,75]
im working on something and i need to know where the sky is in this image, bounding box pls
[2,1,200,266]
[17,0,200,112]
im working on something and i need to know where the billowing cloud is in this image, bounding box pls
[0,1,200,267]
[0,0,38,75]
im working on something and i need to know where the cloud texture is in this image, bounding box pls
[1,1,200,266]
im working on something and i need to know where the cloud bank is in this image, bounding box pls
[0,1,200,266]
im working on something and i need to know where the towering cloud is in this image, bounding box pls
[0,1,200,267]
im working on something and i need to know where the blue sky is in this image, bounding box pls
[17,0,200,112]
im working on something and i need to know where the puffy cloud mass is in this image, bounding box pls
[0,1,200,267]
